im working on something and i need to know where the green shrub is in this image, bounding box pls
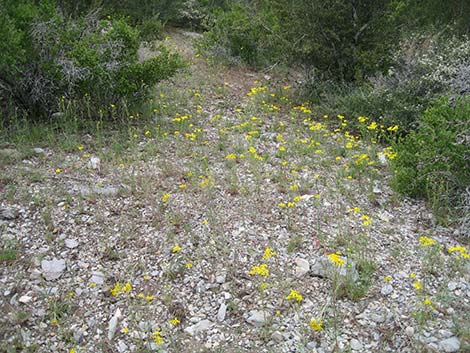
[0,1,183,121]
[306,34,470,133]
[391,97,470,223]
[201,3,283,67]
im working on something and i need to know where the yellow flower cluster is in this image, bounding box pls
[249,263,269,277]
[310,318,323,331]
[383,146,397,160]
[262,247,277,260]
[419,236,437,247]
[328,253,345,266]
[169,317,180,325]
[448,245,470,259]
[152,329,164,345]
[110,281,132,296]
[286,289,303,303]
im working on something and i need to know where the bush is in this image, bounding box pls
[390,97,470,224]
[0,1,183,121]
[306,33,470,132]
[201,3,283,67]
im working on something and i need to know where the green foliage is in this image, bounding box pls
[0,1,183,121]
[391,98,470,222]
[307,33,470,132]
[201,3,283,67]
[202,0,397,79]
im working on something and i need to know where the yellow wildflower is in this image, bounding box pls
[413,281,422,290]
[161,193,170,203]
[249,263,269,277]
[55,168,62,174]
[419,236,437,247]
[152,330,163,345]
[328,253,345,266]
[367,121,378,130]
[286,289,303,303]
[358,116,367,123]
[169,317,180,325]
[122,282,132,293]
[384,275,392,282]
[410,273,416,279]
[361,214,372,226]
[172,245,182,253]
[310,318,323,331]
[145,295,154,302]
[225,153,237,160]
[69,349,75,353]
[185,262,193,268]
[423,298,432,306]
[121,327,129,333]
[110,282,122,296]
[262,247,277,260]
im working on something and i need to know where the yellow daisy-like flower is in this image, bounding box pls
[122,282,132,293]
[121,327,129,333]
[55,168,62,174]
[249,263,269,277]
[161,193,170,203]
[423,298,432,306]
[110,282,122,296]
[384,275,392,282]
[413,281,422,290]
[172,245,182,253]
[169,317,180,325]
[328,253,345,266]
[310,318,323,331]
[262,247,277,260]
[286,289,303,303]
[419,236,437,247]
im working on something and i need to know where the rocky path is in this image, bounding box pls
[0,29,469,353]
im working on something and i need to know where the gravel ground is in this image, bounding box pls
[1,29,469,353]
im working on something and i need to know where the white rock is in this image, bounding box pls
[246,310,270,327]
[117,340,128,353]
[91,271,105,285]
[19,295,32,304]
[216,273,226,284]
[272,331,283,343]
[89,156,100,170]
[33,148,46,155]
[217,303,227,322]
[447,282,458,291]
[381,284,393,296]
[294,258,310,278]
[439,337,460,352]
[405,326,415,336]
[108,308,122,340]
[184,319,213,336]
[350,338,363,351]
[65,239,79,249]
[41,258,66,281]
